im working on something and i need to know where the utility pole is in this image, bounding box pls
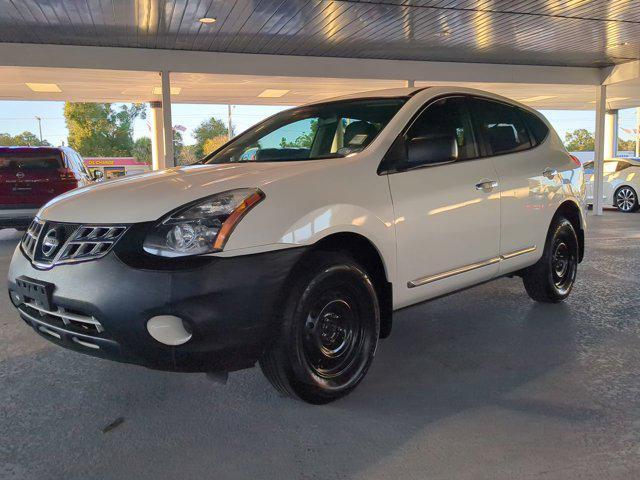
[35,116,43,142]
[228,104,234,140]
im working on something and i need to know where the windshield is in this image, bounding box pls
[204,97,406,164]
[0,150,63,171]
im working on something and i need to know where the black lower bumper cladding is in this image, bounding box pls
[8,242,306,372]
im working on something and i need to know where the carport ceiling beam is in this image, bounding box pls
[0,43,601,86]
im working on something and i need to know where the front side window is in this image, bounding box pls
[471,98,532,155]
[406,96,477,161]
[204,98,406,164]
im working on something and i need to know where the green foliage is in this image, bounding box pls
[192,117,228,158]
[0,131,50,146]
[64,103,146,157]
[277,120,318,149]
[564,129,594,152]
[617,138,637,152]
[131,137,152,165]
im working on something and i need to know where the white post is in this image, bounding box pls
[161,71,174,167]
[604,109,618,159]
[593,85,606,216]
[149,101,165,170]
[636,108,640,157]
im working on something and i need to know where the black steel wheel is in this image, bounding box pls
[260,252,380,404]
[614,186,638,213]
[522,217,578,303]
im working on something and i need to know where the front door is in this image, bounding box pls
[387,96,501,308]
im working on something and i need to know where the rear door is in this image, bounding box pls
[0,149,71,209]
[468,98,557,272]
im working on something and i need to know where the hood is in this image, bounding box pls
[39,161,324,224]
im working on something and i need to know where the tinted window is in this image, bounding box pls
[0,150,63,171]
[472,99,532,155]
[407,97,477,160]
[520,109,549,145]
[583,161,594,174]
[616,161,631,172]
[205,98,406,164]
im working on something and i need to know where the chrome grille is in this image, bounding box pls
[21,219,129,269]
[21,218,44,259]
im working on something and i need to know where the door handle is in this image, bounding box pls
[475,180,498,192]
[543,167,558,179]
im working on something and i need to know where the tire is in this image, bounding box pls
[522,217,578,303]
[259,252,380,404]
[614,186,639,213]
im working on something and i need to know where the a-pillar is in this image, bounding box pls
[149,100,165,170]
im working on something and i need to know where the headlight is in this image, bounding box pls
[143,188,264,257]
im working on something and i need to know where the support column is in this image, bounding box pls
[149,101,165,170]
[160,71,175,167]
[636,108,640,157]
[604,109,618,159]
[593,85,606,216]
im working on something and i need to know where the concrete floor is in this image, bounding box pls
[1,211,639,480]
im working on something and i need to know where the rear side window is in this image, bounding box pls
[0,150,63,171]
[471,98,532,155]
[520,109,549,145]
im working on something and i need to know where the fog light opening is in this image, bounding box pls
[147,315,193,346]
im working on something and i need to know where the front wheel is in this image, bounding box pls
[614,186,638,213]
[260,252,380,404]
[522,217,578,303]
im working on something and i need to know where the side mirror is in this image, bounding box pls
[407,134,458,166]
[92,170,104,181]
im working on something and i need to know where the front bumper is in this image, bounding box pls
[8,244,305,372]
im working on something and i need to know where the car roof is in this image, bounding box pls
[610,157,640,165]
[0,146,63,155]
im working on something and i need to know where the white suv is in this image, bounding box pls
[8,87,586,404]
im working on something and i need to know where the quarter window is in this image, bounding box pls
[471,98,532,155]
[520,109,549,145]
[407,97,477,160]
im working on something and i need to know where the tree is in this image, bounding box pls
[203,136,228,156]
[617,138,636,152]
[564,129,594,152]
[132,137,152,165]
[176,145,199,166]
[0,131,50,146]
[192,117,228,158]
[64,103,146,157]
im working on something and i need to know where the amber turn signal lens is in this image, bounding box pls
[213,190,265,250]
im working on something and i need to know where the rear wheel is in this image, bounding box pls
[522,217,578,303]
[260,252,380,404]
[614,186,638,213]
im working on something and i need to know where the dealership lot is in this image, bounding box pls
[1,210,638,480]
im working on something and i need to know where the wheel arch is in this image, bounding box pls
[288,232,393,339]
[553,200,585,262]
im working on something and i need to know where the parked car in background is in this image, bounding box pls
[0,146,92,229]
[584,158,640,212]
[7,87,585,404]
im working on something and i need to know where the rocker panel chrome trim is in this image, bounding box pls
[407,246,536,288]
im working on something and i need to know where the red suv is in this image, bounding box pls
[0,146,93,229]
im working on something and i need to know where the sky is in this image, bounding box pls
[0,100,638,149]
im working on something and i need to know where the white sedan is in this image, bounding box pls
[585,158,640,212]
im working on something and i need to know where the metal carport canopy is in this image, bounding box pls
[2,0,640,215]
